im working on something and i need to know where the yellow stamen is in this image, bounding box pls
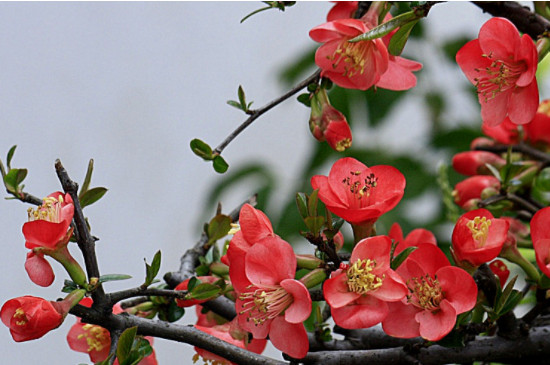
[346,259,384,294]
[77,324,109,352]
[467,216,492,247]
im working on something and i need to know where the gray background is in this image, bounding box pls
[0,2,493,364]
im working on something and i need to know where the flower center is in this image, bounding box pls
[346,259,384,294]
[329,39,373,78]
[238,285,293,326]
[467,216,491,247]
[77,324,110,353]
[335,139,352,152]
[473,53,526,102]
[407,274,443,311]
[13,308,28,326]
[341,170,378,206]
[27,195,64,223]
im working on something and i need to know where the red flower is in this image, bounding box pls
[375,14,422,91]
[524,100,550,146]
[482,117,524,144]
[456,17,539,127]
[226,204,275,293]
[309,18,389,90]
[311,157,405,225]
[388,222,436,256]
[327,1,358,21]
[452,209,509,267]
[1,296,65,342]
[233,237,311,359]
[452,151,505,176]
[23,192,74,250]
[489,260,510,287]
[175,276,221,308]
[194,319,267,365]
[67,298,157,364]
[529,207,550,278]
[323,236,407,329]
[22,192,79,287]
[382,244,478,341]
[453,175,500,209]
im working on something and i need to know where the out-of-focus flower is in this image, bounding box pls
[453,175,500,209]
[194,319,267,365]
[524,100,550,147]
[388,222,437,256]
[323,236,407,329]
[456,17,539,127]
[530,207,550,277]
[382,244,478,341]
[326,1,358,21]
[481,117,524,144]
[452,209,509,267]
[489,260,510,287]
[311,157,405,226]
[452,151,506,176]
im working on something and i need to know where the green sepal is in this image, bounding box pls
[296,192,309,219]
[79,159,94,199]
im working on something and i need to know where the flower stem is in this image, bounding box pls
[500,247,541,284]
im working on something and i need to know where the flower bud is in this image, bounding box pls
[452,151,505,176]
[453,175,500,209]
[309,88,352,152]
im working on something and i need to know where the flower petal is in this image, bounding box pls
[25,251,55,287]
[507,80,539,125]
[331,295,388,329]
[269,316,309,358]
[382,301,421,338]
[323,271,360,308]
[281,279,312,324]
[416,299,457,341]
[245,237,295,286]
[437,266,478,314]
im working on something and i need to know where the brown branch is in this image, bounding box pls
[69,305,287,365]
[108,288,188,306]
[473,1,550,39]
[55,159,107,306]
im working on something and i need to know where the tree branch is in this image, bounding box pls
[55,159,107,306]
[69,305,286,365]
[108,288,188,306]
[473,1,550,39]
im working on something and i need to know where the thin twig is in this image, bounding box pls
[108,288,188,306]
[213,70,321,155]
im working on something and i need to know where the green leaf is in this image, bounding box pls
[190,139,213,160]
[297,93,311,107]
[391,246,416,270]
[144,250,162,287]
[98,274,132,284]
[535,167,550,191]
[195,264,210,276]
[6,145,16,170]
[4,168,25,192]
[207,214,232,243]
[187,277,200,291]
[79,159,94,199]
[308,189,319,217]
[304,216,325,235]
[435,329,465,348]
[79,187,108,208]
[227,100,243,110]
[62,279,78,293]
[238,85,246,110]
[166,300,185,322]
[349,10,419,42]
[188,283,221,300]
[117,327,138,364]
[388,19,419,56]
[296,192,309,219]
[212,155,229,173]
